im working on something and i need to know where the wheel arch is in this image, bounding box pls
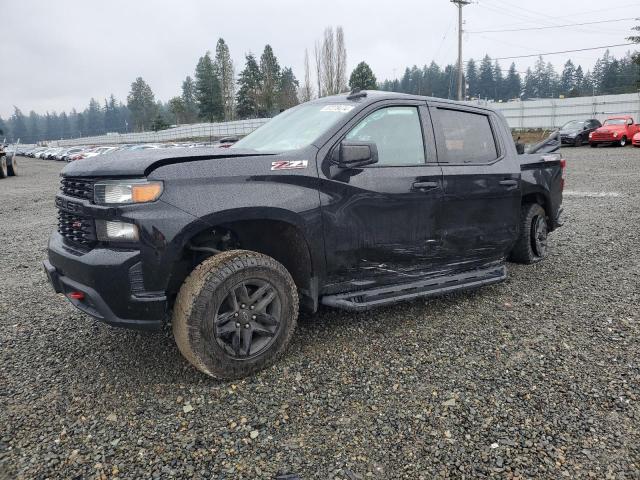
[167,207,320,313]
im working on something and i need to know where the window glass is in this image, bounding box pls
[436,108,498,163]
[345,106,425,165]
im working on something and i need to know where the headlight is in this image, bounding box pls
[95,220,139,242]
[94,180,163,205]
[589,132,593,138]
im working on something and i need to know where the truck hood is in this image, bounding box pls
[596,125,626,134]
[61,147,272,177]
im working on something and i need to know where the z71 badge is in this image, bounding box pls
[271,160,308,171]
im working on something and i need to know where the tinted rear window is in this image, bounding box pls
[435,108,498,164]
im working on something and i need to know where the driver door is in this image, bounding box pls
[317,101,444,293]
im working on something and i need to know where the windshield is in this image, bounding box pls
[603,119,627,126]
[232,103,355,152]
[562,121,584,130]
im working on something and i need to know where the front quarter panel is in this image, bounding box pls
[147,148,325,277]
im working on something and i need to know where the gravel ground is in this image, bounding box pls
[1,148,639,479]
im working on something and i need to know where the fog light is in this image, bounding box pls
[96,220,139,242]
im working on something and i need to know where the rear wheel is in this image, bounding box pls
[0,157,7,178]
[7,156,17,176]
[509,203,549,264]
[172,250,299,379]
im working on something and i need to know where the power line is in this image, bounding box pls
[469,17,637,33]
[494,43,635,60]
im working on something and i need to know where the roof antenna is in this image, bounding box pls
[347,88,367,100]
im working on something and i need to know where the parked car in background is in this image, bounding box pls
[589,116,640,147]
[633,131,640,148]
[559,119,601,147]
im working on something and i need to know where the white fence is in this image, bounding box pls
[55,118,269,147]
[477,92,640,130]
[48,92,640,146]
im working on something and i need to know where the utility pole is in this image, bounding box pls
[451,0,471,101]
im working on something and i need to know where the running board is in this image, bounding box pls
[320,265,507,311]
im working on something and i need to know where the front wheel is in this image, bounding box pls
[590,143,597,148]
[574,135,582,147]
[509,203,549,264]
[172,250,299,379]
[7,156,18,176]
[619,136,627,147]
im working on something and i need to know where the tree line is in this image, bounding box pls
[380,50,639,101]
[1,23,638,144]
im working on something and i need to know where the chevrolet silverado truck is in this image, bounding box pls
[44,91,565,379]
[589,115,640,147]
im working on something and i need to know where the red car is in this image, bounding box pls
[589,116,640,147]
[633,132,640,148]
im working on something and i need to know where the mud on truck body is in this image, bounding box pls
[44,91,565,379]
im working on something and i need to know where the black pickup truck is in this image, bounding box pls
[44,91,565,379]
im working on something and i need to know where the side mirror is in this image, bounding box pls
[334,141,378,168]
[627,119,633,126]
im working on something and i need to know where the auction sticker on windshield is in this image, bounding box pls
[320,105,354,113]
[271,160,308,171]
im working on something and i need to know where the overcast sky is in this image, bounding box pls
[1,0,639,118]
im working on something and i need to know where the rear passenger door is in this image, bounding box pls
[429,103,521,270]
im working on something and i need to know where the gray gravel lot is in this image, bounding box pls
[1,148,639,479]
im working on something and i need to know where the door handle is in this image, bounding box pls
[412,181,439,191]
[499,180,518,187]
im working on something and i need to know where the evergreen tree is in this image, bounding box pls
[0,116,7,139]
[478,55,494,99]
[278,67,299,110]
[523,68,536,99]
[493,61,503,100]
[76,112,86,137]
[504,63,522,100]
[151,113,170,131]
[213,38,235,120]
[45,112,55,139]
[168,96,186,124]
[27,111,39,142]
[560,60,576,96]
[59,112,70,139]
[181,76,198,123]
[465,59,479,99]
[104,94,119,132]
[259,45,281,116]
[86,98,104,135]
[10,108,27,142]
[349,61,377,90]
[236,54,262,118]
[127,77,157,131]
[581,70,595,96]
[194,52,223,121]
[571,65,584,97]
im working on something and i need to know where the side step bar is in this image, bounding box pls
[320,264,507,312]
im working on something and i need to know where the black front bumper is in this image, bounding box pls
[45,232,167,330]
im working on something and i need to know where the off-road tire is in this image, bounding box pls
[573,135,582,147]
[0,157,7,178]
[172,250,298,379]
[7,156,17,176]
[509,203,549,264]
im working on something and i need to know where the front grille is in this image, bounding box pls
[60,177,94,201]
[591,133,613,141]
[57,211,96,248]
